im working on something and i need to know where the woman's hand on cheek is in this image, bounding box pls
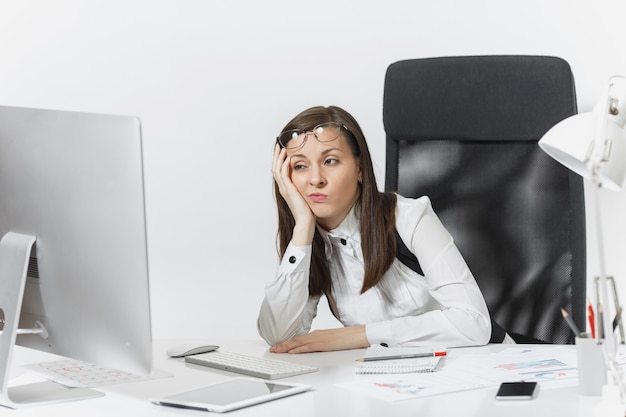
[272,145,316,244]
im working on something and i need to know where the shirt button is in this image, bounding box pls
[340,239,347,246]
[289,256,296,264]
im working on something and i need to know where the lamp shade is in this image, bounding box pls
[539,111,626,191]
[539,113,595,179]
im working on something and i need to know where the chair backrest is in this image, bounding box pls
[383,55,586,343]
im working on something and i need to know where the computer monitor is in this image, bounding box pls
[0,105,153,408]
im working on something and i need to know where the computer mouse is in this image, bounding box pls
[166,344,219,358]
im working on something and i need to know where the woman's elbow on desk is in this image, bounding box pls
[256,312,310,347]
[443,309,492,347]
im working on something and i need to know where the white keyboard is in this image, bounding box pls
[28,359,152,388]
[185,350,318,380]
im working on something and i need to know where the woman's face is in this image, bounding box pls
[287,132,361,231]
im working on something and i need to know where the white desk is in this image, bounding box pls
[6,340,601,416]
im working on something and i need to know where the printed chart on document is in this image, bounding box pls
[336,346,579,402]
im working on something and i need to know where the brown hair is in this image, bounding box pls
[274,106,398,296]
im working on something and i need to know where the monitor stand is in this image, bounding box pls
[0,232,104,409]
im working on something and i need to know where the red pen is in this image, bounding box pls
[588,304,595,339]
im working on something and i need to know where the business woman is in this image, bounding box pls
[258,105,496,353]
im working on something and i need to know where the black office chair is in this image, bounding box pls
[383,55,586,344]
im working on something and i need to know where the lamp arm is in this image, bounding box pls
[590,122,625,405]
[590,177,626,405]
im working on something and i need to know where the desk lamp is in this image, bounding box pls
[539,75,626,416]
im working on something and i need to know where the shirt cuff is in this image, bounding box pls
[365,321,394,346]
[277,243,312,274]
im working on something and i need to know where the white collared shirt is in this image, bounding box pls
[257,194,492,348]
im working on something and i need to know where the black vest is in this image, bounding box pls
[394,229,505,344]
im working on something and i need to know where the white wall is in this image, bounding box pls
[1,0,625,341]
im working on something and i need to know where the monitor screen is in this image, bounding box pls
[0,105,153,379]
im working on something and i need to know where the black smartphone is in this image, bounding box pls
[495,381,538,400]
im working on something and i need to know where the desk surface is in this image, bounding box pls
[6,340,600,416]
